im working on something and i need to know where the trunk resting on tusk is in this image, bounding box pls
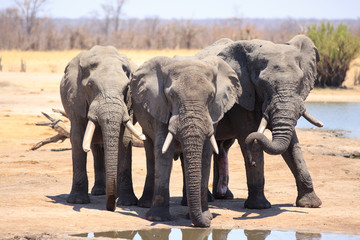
[125,121,146,141]
[162,132,173,154]
[257,117,268,134]
[254,117,268,144]
[302,111,324,128]
[210,135,219,155]
[83,120,96,152]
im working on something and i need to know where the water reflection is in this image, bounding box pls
[73,228,358,239]
[297,102,360,139]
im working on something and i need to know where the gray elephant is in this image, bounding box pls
[130,55,241,227]
[60,45,145,211]
[196,35,323,208]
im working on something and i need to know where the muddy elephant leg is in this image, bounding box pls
[212,139,234,200]
[91,144,106,195]
[67,120,90,204]
[138,137,155,208]
[281,131,322,208]
[145,136,173,221]
[117,127,138,206]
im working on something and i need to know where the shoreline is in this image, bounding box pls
[306,87,360,102]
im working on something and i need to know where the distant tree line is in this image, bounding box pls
[2,0,360,88]
[2,0,360,51]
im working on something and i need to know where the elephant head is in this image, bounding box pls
[60,45,144,211]
[131,55,241,227]
[218,35,323,165]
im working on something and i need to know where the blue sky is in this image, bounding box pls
[0,0,359,19]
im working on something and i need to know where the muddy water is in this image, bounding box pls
[73,228,359,239]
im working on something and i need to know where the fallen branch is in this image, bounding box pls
[31,109,144,150]
[31,111,70,151]
[31,134,68,151]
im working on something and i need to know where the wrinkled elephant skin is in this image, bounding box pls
[131,55,241,227]
[196,35,322,209]
[60,45,139,211]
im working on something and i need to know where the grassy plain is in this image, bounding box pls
[1,49,359,102]
[0,49,199,73]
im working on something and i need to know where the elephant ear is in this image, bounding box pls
[286,35,320,100]
[131,56,174,123]
[218,41,256,111]
[60,50,89,119]
[202,56,242,123]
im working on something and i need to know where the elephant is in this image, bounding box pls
[195,35,323,208]
[130,55,241,227]
[60,45,145,211]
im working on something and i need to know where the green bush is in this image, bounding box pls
[307,22,360,87]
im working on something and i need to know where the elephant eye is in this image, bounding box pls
[87,81,93,88]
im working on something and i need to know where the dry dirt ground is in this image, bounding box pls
[1,72,360,239]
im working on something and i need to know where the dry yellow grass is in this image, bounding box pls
[0,49,199,73]
[1,49,359,101]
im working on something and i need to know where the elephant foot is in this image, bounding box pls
[244,194,271,209]
[191,210,212,228]
[117,192,138,206]
[91,184,106,195]
[181,189,214,206]
[67,191,90,204]
[138,194,152,208]
[214,188,234,200]
[145,206,171,221]
[296,191,322,208]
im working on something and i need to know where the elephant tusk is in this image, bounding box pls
[302,111,324,128]
[254,117,268,144]
[257,117,268,134]
[83,120,96,152]
[124,121,147,141]
[210,135,219,155]
[162,132,173,154]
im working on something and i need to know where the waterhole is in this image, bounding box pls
[297,102,360,139]
[73,228,359,239]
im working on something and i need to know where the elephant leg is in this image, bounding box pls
[180,153,187,206]
[138,137,155,208]
[200,140,213,221]
[281,131,322,208]
[117,128,138,206]
[240,139,271,209]
[91,144,106,195]
[145,135,173,221]
[181,153,214,206]
[212,139,234,200]
[67,120,90,204]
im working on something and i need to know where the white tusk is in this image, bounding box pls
[162,132,173,154]
[210,135,219,155]
[254,117,268,144]
[303,111,324,128]
[83,120,96,152]
[125,121,146,141]
[257,117,268,134]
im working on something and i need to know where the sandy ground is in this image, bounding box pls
[1,72,360,239]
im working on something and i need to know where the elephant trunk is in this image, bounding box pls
[85,97,131,211]
[182,130,210,227]
[178,103,212,227]
[98,108,123,211]
[245,99,299,166]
